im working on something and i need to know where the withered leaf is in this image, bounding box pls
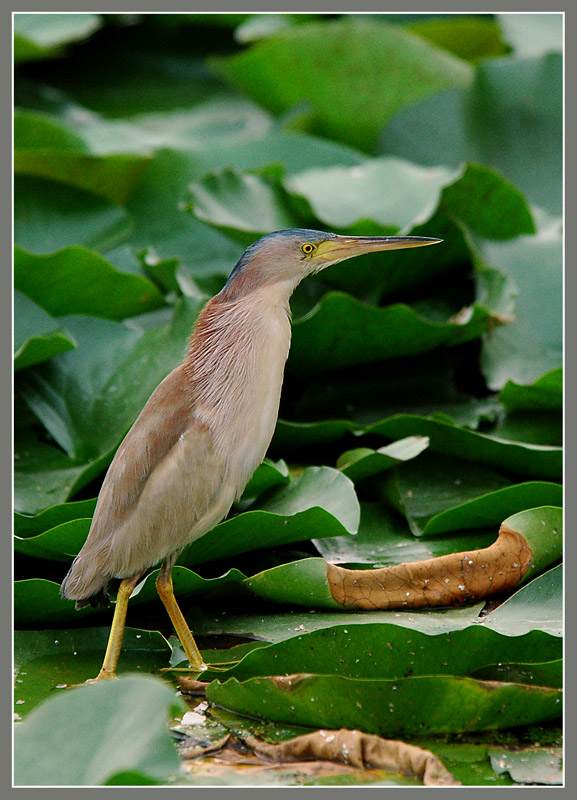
[243,728,460,786]
[179,727,458,786]
[327,524,532,610]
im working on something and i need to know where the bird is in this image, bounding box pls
[61,228,441,680]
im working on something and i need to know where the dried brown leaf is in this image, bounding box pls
[327,524,532,610]
[243,728,460,786]
[177,677,210,696]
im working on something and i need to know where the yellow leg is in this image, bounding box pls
[156,561,206,673]
[93,574,142,681]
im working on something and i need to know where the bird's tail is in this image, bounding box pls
[60,555,111,610]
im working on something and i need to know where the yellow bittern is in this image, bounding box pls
[61,229,441,679]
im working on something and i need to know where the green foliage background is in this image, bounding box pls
[14,12,562,787]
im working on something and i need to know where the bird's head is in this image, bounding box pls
[221,228,442,300]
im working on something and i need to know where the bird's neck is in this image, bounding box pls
[185,280,295,363]
[182,283,293,484]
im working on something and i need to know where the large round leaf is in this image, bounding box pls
[381,53,562,215]
[14,176,131,255]
[207,673,561,737]
[14,675,185,785]
[14,13,102,63]
[211,17,472,151]
[14,291,76,371]
[15,245,166,321]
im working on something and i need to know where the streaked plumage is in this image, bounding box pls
[61,229,441,679]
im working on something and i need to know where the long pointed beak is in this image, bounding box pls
[316,235,442,261]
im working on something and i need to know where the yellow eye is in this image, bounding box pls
[301,243,316,255]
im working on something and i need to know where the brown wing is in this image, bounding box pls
[61,365,226,601]
[92,364,195,533]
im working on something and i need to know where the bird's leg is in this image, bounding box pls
[156,557,207,672]
[93,573,142,681]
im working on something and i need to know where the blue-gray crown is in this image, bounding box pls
[226,228,336,283]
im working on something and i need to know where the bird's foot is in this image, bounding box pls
[184,662,208,678]
[81,670,119,685]
[60,673,118,689]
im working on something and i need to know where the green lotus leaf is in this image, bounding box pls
[408,15,509,62]
[497,13,562,57]
[313,502,496,567]
[14,176,132,256]
[206,619,561,683]
[472,232,562,390]
[14,109,88,151]
[480,565,562,637]
[15,245,166,321]
[337,436,430,482]
[381,53,562,215]
[14,628,171,716]
[211,17,472,151]
[288,292,503,376]
[18,297,203,463]
[14,291,76,371]
[207,673,561,737]
[15,497,97,538]
[368,415,561,481]
[14,675,184,785]
[379,450,561,536]
[14,13,102,63]
[499,368,562,413]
